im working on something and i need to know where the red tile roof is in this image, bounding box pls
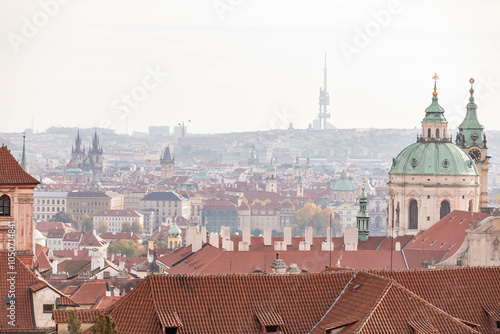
[91,296,122,309]
[53,309,108,324]
[71,282,110,305]
[57,295,79,307]
[108,272,352,334]
[0,145,39,185]
[310,271,478,334]
[372,267,500,334]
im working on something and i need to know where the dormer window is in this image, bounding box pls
[0,195,11,216]
[256,310,283,334]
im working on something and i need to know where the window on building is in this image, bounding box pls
[436,128,440,138]
[409,200,418,229]
[469,200,473,212]
[440,200,450,219]
[0,195,11,216]
[43,304,54,313]
[428,128,431,138]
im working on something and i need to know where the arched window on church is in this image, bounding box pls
[428,129,431,138]
[0,195,11,216]
[468,200,473,212]
[409,200,418,229]
[440,200,450,219]
[436,128,440,138]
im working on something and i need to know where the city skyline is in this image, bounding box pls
[1,0,499,135]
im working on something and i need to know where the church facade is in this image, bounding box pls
[66,130,104,184]
[388,78,484,236]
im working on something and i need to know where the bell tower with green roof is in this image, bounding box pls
[456,78,490,212]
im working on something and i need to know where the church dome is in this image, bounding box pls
[168,223,181,238]
[390,142,478,176]
[332,176,355,191]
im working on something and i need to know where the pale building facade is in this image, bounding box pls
[33,191,67,221]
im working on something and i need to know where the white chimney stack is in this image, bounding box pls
[186,226,198,247]
[239,241,249,251]
[284,226,292,246]
[264,226,272,246]
[395,241,401,251]
[52,260,58,275]
[209,232,219,248]
[201,226,207,244]
[242,226,251,245]
[344,227,358,251]
[192,233,203,253]
[305,227,313,245]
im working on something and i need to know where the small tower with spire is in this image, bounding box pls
[317,52,331,130]
[160,146,175,179]
[456,78,490,212]
[88,129,104,179]
[71,129,85,167]
[265,159,278,193]
[293,155,302,178]
[21,133,27,171]
[297,170,304,197]
[419,73,449,142]
[356,179,370,241]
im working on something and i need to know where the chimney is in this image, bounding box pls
[201,226,207,244]
[395,241,401,251]
[221,226,231,241]
[113,287,120,297]
[264,226,272,246]
[242,226,251,245]
[270,253,287,274]
[111,253,115,262]
[209,232,219,248]
[305,227,313,245]
[274,241,286,251]
[186,226,198,247]
[192,233,203,253]
[344,227,358,251]
[284,226,292,246]
[118,259,124,271]
[222,238,234,251]
[51,260,58,275]
[73,249,77,257]
[239,241,249,251]
[148,240,154,252]
[321,227,334,251]
[299,241,310,251]
[287,263,301,275]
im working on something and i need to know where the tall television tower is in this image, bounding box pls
[318,53,330,130]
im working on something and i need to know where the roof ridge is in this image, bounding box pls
[387,279,480,333]
[354,275,392,333]
[307,270,357,333]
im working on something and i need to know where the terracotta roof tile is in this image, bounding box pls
[53,309,108,324]
[0,145,39,185]
[71,282,109,305]
[108,272,352,333]
[57,295,79,307]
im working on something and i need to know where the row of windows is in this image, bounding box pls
[0,195,10,216]
[36,207,64,212]
[36,199,65,205]
[69,201,106,206]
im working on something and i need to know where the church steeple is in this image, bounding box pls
[421,74,448,140]
[457,78,485,148]
[356,179,370,241]
[21,134,27,170]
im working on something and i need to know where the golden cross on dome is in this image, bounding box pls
[469,77,475,94]
[495,193,499,208]
[432,73,439,95]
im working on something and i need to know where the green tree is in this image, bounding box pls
[108,239,138,257]
[97,220,108,235]
[91,314,117,334]
[131,219,142,234]
[81,214,93,233]
[67,310,82,334]
[251,228,263,236]
[53,211,78,230]
[292,203,340,236]
[121,221,131,233]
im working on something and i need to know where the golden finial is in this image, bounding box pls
[469,77,475,95]
[432,73,439,96]
[362,177,365,188]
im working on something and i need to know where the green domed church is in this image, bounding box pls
[388,76,487,236]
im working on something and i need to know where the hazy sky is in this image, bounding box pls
[1,0,499,134]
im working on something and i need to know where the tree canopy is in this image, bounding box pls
[108,239,139,257]
[292,203,340,236]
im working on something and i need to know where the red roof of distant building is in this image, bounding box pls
[0,145,39,185]
[71,282,110,305]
